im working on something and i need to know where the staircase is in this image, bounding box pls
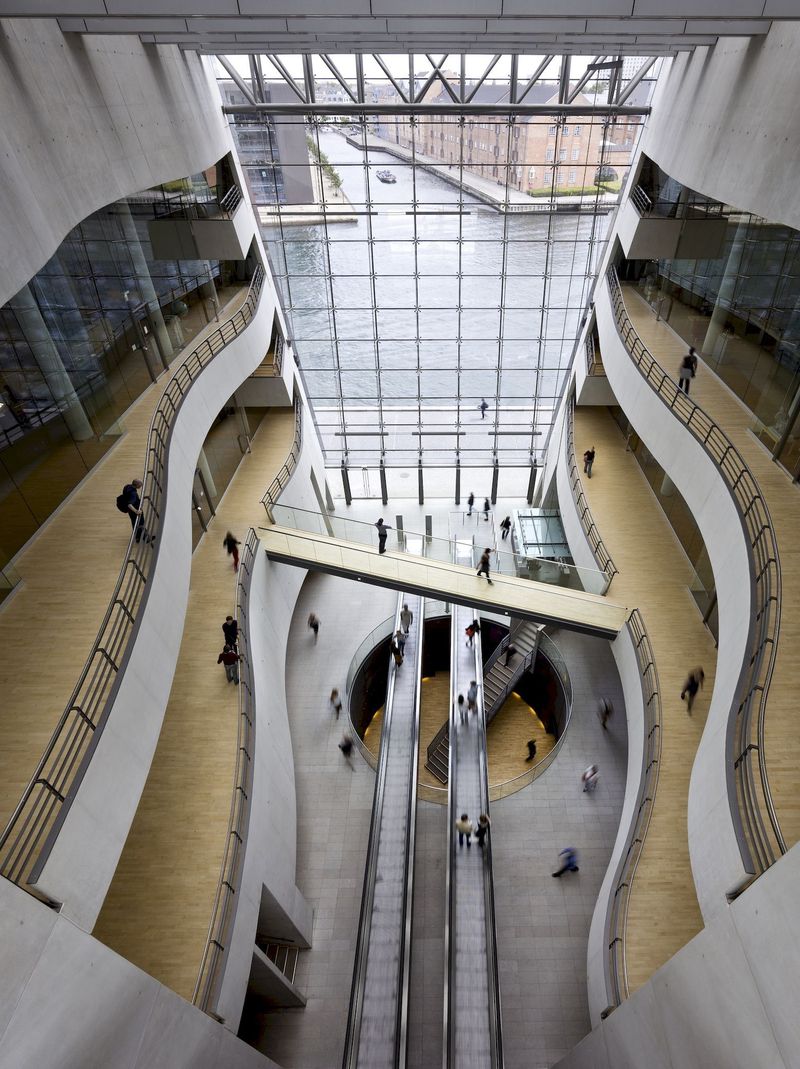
[424,618,541,785]
[483,620,541,720]
[426,720,450,784]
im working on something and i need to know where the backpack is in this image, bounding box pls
[116,492,129,513]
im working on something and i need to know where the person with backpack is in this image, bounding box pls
[116,478,152,544]
[678,350,696,394]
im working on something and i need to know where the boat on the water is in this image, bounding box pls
[375,169,397,184]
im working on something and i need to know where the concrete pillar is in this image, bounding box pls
[10,285,94,441]
[196,446,218,500]
[116,203,175,365]
[702,217,749,364]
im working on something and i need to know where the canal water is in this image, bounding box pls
[263,130,610,469]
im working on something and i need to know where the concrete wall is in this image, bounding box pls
[595,276,754,920]
[0,19,231,306]
[556,840,800,1069]
[642,24,800,230]
[32,265,291,930]
[0,878,279,1069]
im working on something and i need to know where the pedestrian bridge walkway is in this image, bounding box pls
[259,526,629,639]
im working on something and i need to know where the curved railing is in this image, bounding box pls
[565,392,617,584]
[487,631,573,802]
[0,265,265,897]
[194,394,303,1014]
[607,266,784,878]
[603,608,662,1007]
[261,397,304,518]
[193,528,259,1014]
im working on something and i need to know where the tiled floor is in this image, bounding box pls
[492,627,627,1069]
[251,520,627,1068]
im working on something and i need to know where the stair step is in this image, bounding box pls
[425,761,448,784]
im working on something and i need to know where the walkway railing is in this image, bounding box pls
[261,398,304,517]
[0,265,266,898]
[194,528,259,1015]
[604,608,662,1007]
[487,631,573,802]
[195,395,303,1015]
[607,266,784,878]
[566,394,617,584]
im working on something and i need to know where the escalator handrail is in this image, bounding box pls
[472,627,504,1069]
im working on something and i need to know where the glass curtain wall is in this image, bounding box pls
[218,54,652,492]
[0,172,245,582]
[627,160,800,479]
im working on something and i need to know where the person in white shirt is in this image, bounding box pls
[455,813,474,848]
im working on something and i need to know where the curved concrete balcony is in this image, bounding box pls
[0,262,292,930]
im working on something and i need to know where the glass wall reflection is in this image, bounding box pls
[626,158,800,479]
[0,168,245,584]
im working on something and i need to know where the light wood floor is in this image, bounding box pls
[0,287,249,836]
[93,407,296,999]
[624,287,800,850]
[363,672,555,799]
[573,403,715,993]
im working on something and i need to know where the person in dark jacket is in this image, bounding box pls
[467,492,475,516]
[119,479,152,544]
[223,531,240,570]
[500,516,512,540]
[222,615,239,649]
[477,548,493,585]
[475,813,491,848]
[525,739,537,762]
[681,666,705,713]
[583,447,596,478]
[375,517,391,554]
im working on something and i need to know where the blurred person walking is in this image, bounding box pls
[223,531,240,571]
[552,846,579,877]
[477,548,493,585]
[583,446,596,478]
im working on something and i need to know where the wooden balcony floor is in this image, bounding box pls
[573,403,715,993]
[0,286,249,836]
[93,407,296,999]
[624,286,800,852]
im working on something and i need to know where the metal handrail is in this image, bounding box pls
[566,393,618,584]
[607,266,784,877]
[261,942,300,985]
[604,609,662,1007]
[193,528,259,1013]
[474,622,504,1069]
[261,398,304,517]
[630,185,725,220]
[444,604,503,1068]
[0,265,266,896]
[219,184,243,216]
[487,632,574,803]
[341,590,423,1068]
[194,394,303,1015]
